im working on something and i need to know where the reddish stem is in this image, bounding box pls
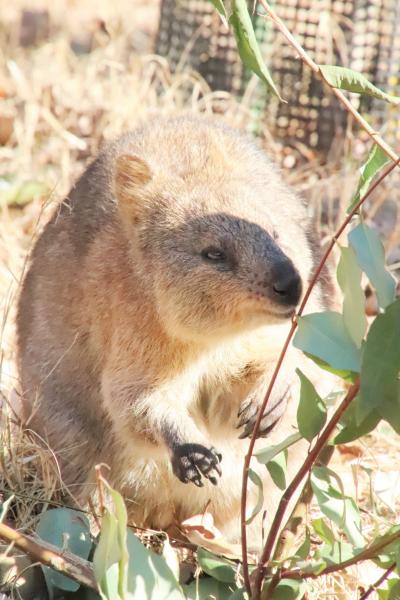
[240,156,400,597]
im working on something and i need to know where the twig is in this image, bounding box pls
[359,563,396,600]
[257,0,400,166]
[254,380,360,597]
[272,445,335,563]
[240,156,400,596]
[278,533,400,582]
[0,521,98,591]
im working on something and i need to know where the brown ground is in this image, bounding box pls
[0,2,399,598]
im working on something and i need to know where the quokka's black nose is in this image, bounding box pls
[271,262,302,306]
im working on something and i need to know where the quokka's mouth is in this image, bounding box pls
[269,307,296,319]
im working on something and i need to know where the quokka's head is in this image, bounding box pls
[113,118,316,344]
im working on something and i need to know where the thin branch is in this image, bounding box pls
[241,155,400,596]
[359,563,396,600]
[0,522,98,591]
[278,532,400,582]
[258,0,400,165]
[254,380,360,597]
[272,445,335,563]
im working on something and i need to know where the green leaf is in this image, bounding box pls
[36,508,92,595]
[209,0,228,27]
[347,145,391,213]
[304,354,357,382]
[337,246,367,347]
[293,312,361,372]
[370,526,400,565]
[229,0,282,100]
[358,299,400,424]
[293,530,311,560]
[270,578,307,599]
[93,487,129,599]
[311,518,336,546]
[125,530,184,599]
[229,589,249,600]
[377,379,400,435]
[162,539,180,581]
[246,468,264,525]
[319,65,400,104]
[290,558,327,575]
[316,540,356,565]
[311,466,364,547]
[266,449,287,490]
[255,432,301,465]
[197,548,237,584]
[349,223,396,309]
[388,580,400,600]
[296,369,327,441]
[184,576,237,599]
[334,400,381,444]
[94,483,184,600]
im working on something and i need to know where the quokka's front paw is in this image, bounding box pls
[171,443,222,487]
[237,395,286,439]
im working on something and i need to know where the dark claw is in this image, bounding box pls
[171,443,222,486]
[238,422,252,439]
[237,389,289,439]
[237,399,251,418]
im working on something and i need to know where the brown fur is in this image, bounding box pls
[17,115,327,548]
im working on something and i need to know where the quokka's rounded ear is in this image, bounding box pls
[114,154,152,204]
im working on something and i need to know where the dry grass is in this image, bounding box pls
[0,1,399,598]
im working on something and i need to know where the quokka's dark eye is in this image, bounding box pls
[201,247,226,262]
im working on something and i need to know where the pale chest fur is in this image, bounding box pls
[184,321,295,440]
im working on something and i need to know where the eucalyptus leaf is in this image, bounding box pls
[184,576,237,599]
[229,0,281,99]
[388,580,400,600]
[293,312,361,372]
[304,354,357,381]
[36,508,92,596]
[255,432,301,465]
[209,0,228,26]
[347,144,391,213]
[246,468,264,524]
[334,400,381,444]
[311,518,336,546]
[316,540,356,565]
[296,369,327,441]
[93,489,128,600]
[229,588,249,599]
[337,246,367,347]
[378,378,400,435]
[197,548,237,584]
[293,529,311,561]
[266,449,287,490]
[358,299,400,424]
[349,223,396,309]
[319,65,400,104]
[270,578,307,600]
[126,530,185,599]
[311,466,364,547]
